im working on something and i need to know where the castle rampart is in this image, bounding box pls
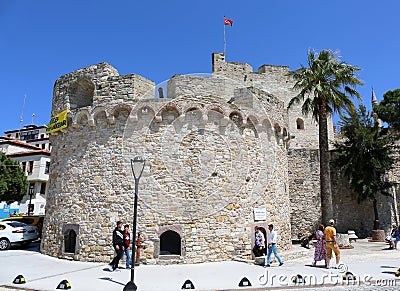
[41,52,395,265]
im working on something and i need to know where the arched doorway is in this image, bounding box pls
[64,229,77,253]
[62,224,79,255]
[258,227,267,242]
[160,230,181,255]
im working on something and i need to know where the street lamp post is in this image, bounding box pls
[124,156,145,291]
[28,184,34,216]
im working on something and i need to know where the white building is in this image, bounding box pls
[1,125,51,215]
[5,125,51,151]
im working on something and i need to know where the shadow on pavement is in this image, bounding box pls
[10,240,40,253]
[99,276,125,286]
[305,264,328,268]
[380,265,398,269]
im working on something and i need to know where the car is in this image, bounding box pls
[0,221,39,250]
[0,215,44,238]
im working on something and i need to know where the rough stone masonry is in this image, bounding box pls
[41,52,399,264]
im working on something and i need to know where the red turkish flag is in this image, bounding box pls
[224,18,233,26]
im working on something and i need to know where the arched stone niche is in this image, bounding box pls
[160,230,181,255]
[155,225,184,259]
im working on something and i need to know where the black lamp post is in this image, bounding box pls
[124,156,145,291]
[28,184,34,216]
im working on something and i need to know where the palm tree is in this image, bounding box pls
[288,49,363,224]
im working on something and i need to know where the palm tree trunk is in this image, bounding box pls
[319,99,333,224]
[373,198,379,230]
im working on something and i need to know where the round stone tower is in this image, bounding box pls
[41,55,294,264]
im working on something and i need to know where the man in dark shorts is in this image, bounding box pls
[109,221,124,271]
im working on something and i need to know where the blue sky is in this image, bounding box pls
[1,1,399,135]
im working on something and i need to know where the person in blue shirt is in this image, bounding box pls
[123,224,131,269]
[266,224,283,267]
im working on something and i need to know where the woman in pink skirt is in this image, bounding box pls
[312,224,327,267]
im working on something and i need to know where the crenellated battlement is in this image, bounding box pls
[212,52,290,79]
[52,62,155,117]
[51,56,295,146]
[57,92,290,148]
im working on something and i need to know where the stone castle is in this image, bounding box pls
[41,53,399,264]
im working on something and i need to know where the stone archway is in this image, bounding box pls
[62,224,79,256]
[160,230,181,255]
[156,224,184,259]
[64,229,77,253]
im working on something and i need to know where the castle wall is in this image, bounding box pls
[211,53,334,151]
[41,116,130,261]
[41,52,386,264]
[331,166,399,238]
[123,94,292,264]
[211,53,331,242]
[42,58,294,264]
[288,149,321,240]
[289,145,400,241]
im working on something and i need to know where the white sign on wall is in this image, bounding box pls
[253,207,267,221]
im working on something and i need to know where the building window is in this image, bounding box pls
[41,134,44,139]
[160,230,181,255]
[21,161,26,172]
[27,161,34,175]
[41,144,45,149]
[45,161,50,174]
[40,183,46,194]
[20,130,39,141]
[296,118,304,130]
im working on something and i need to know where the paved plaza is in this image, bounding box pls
[0,239,399,290]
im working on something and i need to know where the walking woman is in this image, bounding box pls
[312,224,326,267]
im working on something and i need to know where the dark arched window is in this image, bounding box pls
[160,230,181,255]
[64,229,77,253]
[296,118,304,130]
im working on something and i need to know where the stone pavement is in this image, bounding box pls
[0,239,399,290]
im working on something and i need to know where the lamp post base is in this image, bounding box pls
[123,281,137,291]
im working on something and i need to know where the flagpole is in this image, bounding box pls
[223,17,226,56]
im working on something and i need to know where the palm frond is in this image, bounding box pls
[288,49,363,124]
